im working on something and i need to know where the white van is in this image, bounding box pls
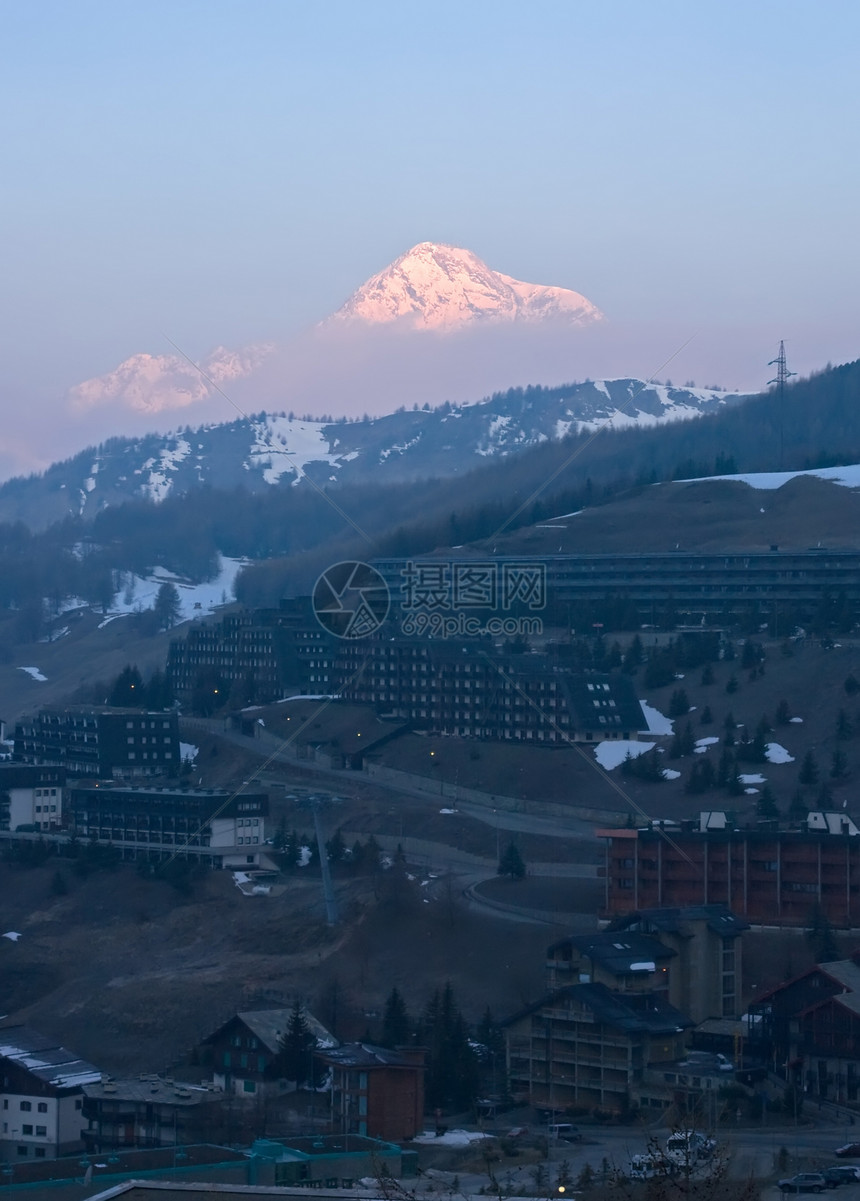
[548,1123,581,1142]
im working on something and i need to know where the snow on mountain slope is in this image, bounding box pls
[330,242,602,330]
[0,378,749,528]
[692,463,860,490]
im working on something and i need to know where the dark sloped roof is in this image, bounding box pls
[202,1009,335,1054]
[615,905,749,937]
[562,673,646,733]
[503,983,691,1036]
[548,931,675,975]
[0,1024,101,1089]
[315,1042,421,1069]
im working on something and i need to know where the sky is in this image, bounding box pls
[1,0,859,478]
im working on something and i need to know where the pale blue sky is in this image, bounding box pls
[1,0,858,472]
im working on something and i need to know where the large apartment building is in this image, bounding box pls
[600,811,860,927]
[337,640,646,745]
[14,709,179,779]
[372,549,860,625]
[68,785,268,866]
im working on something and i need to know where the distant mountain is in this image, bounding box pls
[329,241,603,329]
[0,378,748,530]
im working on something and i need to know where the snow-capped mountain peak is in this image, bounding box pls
[330,242,603,330]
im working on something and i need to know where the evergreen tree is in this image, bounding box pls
[807,905,839,963]
[622,635,643,674]
[775,699,792,725]
[110,664,143,707]
[725,674,739,694]
[685,758,716,795]
[421,983,479,1110]
[668,688,690,717]
[143,668,174,710]
[381,987,412,1048]
[716,747,735,788]
[756,785,779,820]
[837,709,854,741]
[153,581,182,630]
[799,750,820,787]
[275,999,318,1087]
[788,789,810,821]
[284,829,301,868]
[700,705,713,725]
[700,664,715,686]
[325,827,346,864]
[497,841,525,879]
[831,748,848,780]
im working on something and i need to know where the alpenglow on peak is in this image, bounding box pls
[330,242,603,330]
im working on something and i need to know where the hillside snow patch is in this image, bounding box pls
[766,743,794,764]
[19,667,47,682]
[595,740,655,770]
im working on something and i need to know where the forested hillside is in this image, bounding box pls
[0,359,858,627]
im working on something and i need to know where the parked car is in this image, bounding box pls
[835,1145,860,1159]
[822,1167,860,1187]
[778,1174,827,1193]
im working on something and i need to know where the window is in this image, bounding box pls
[22,1124,33,1135]
[75,1100,82,1110]
[17,1146,27,1157]
[35,1125,46,1137]
[34,1147,46,1158]
[37,1103,47,1113]
[243,1079,256,1093]
[20,1102,31,1112]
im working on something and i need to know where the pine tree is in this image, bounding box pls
[756,785,779,820]
[831,748,848,780]
[775,699,792,725]
[275,999,318,1087]
[381,987,412,1048]
[153,581,182,630]
[668,688,690,717]
[837,709,854,741]
[110,664,143,707]
[497,841,526,879]
[700,705,713,725]
[284,829,300,869]
[807,905,839,963]
[799,750,820,787]
[788,789,809,821]
[421,983,479,1110]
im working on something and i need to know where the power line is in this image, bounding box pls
[767,340,796,470]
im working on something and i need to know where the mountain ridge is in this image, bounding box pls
[0,378,747,531]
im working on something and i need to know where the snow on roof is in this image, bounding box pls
[0,1026,100,1089]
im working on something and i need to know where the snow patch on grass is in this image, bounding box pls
[594,740,655,770]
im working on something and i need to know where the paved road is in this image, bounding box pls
[187,718,603,844]
[414,1121,860,1195]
